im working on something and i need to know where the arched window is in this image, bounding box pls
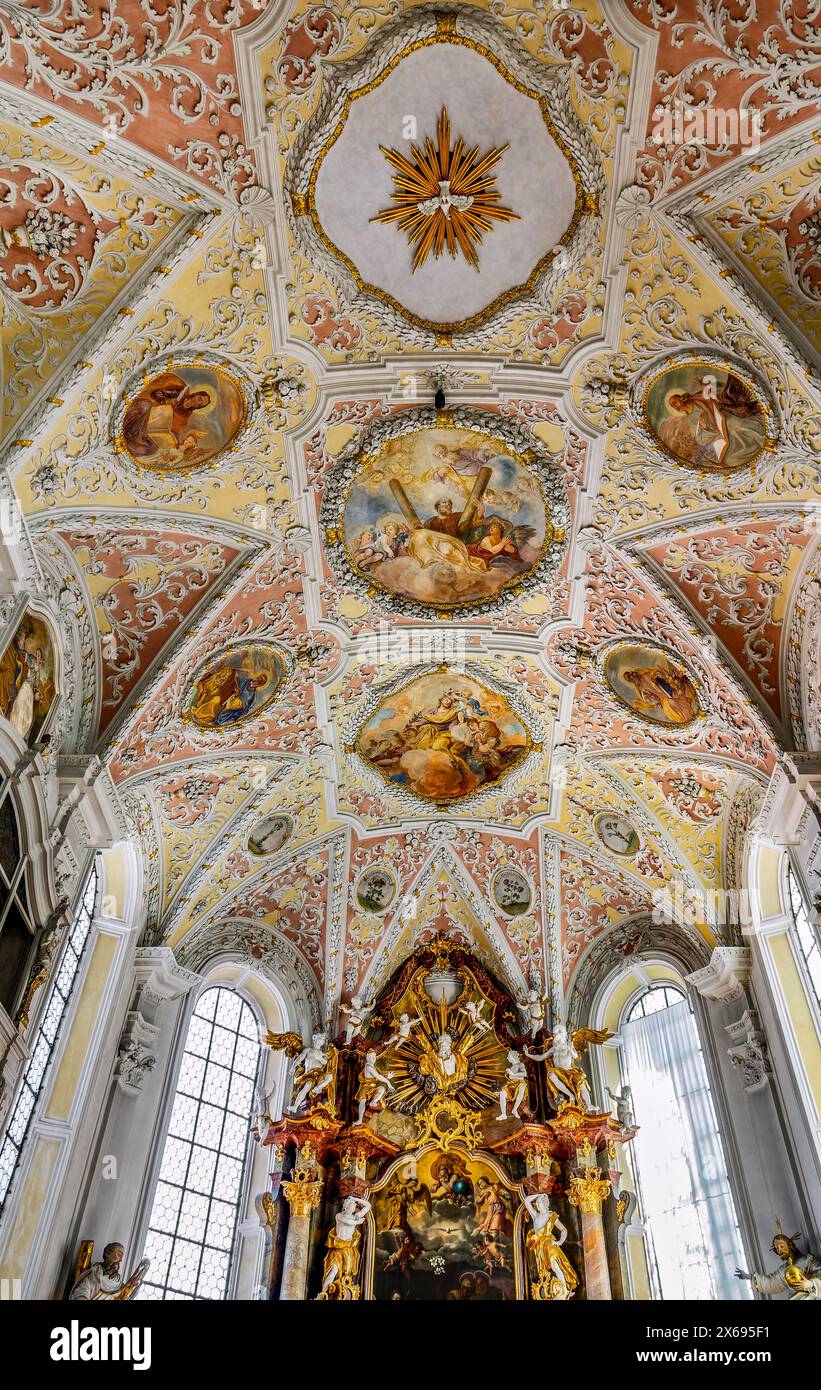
[786,862,821,1007]
[0,796,38,1016]
[620,981,749,1300]
[139,986,261,1301]
[0,861,98,1214]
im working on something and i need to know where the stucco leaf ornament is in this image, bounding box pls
[614,183,654,234]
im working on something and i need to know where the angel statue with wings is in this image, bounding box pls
[525,1024,612,1112]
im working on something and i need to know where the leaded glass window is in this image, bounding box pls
[139,986,261,1301]
[787,863,821,1007]
[0,797,37,1014]
[0,863,98,1213]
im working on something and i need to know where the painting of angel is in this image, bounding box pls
[372,1151,518,1300]
[341,427,550,609]
[357,669,529,803]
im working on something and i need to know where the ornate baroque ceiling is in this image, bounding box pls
[1,0,818,1030]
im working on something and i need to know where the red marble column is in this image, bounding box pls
[569,1169,613,1300]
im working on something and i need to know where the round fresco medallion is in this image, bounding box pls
[355,866,397,915]
[183,644,287,731]
[602,643,702,728]
[491,867,532,917]
[247,814,293,858]
[594,811,640,857]
[116,357,251,473]
[643,357,772,473]
[340,424,554,612]
[356,667,531,804]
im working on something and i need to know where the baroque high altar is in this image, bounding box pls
[260,938,631,1301]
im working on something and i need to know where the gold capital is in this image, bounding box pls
[282,1169,322,1217]
[568,1171,611,1215]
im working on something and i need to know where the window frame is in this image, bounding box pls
[137,983,264,1302]
[0,860,99,1218]
[0,794,38,1016]
[617,980,749,1302]
[784,858,821,1011]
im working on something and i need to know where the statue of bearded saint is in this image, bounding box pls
[417,1031,469,1093]
[68,1242,149,1301]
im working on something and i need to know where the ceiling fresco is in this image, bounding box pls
[0,0,818,1031]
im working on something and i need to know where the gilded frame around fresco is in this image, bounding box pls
[631,348,778,475]
[343,660,545,814]
[320,404,570,621]
[597,639,705,731]
[111,349,258,475]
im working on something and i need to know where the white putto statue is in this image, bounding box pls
[520,989,548,1039]
[340,995,373,1046]
[497,1049,528,1120]
[386,1011,423,1048]
[355,1049,395,1125]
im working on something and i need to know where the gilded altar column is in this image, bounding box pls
[280,1169,322,1301]
[568,1169,613,1300]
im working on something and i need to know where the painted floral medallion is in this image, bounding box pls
[594,812,640,857]
[355,866,397,914]
[491,868,532,916]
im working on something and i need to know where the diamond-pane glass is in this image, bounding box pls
[138,987,261,1300]
[0,867,98,1213]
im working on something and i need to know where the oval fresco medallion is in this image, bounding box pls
[327,410,568,617]
[355,667,531,804]
[355,866,397,915]
[602,643,702,729]
[115,356,252,473]
[594,811,640,858]
[183,644,287,731]
[642,357,773,473]
[491,867,532,917]
[248,814,293,857]
[0,608,59,748]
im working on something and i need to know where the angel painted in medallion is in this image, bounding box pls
[342,427,550,609]
[358,669,529,803]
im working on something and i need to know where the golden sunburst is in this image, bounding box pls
[370,107,519,273]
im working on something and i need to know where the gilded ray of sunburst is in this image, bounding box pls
[370,107,519,273]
